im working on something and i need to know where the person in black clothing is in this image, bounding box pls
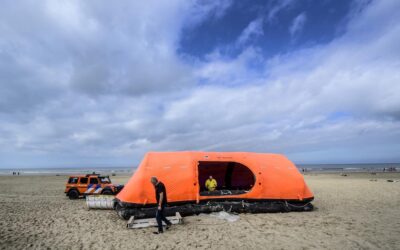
[150,177,172,234]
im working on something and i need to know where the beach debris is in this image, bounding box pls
[340,173,347,177]
[369,179,377,182]
[86,195,115,209]
[209,211,240,222]
[127,212,183,229]
[387,180,394,182]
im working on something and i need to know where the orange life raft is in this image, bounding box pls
[115,152,314,219]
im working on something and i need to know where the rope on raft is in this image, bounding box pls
[284,200,312,209]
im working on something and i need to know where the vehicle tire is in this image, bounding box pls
[68,189,79,199]
[102,189,113,195]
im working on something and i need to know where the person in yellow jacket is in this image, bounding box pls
[205,175,217,191]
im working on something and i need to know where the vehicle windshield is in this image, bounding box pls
[99,176,111,183]
[68,177,78,184]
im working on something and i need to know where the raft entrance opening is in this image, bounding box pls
[198,161,256,196]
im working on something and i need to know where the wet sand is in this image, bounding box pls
[0,173,399,249]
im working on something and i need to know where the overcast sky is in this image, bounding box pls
[1,0,400,168]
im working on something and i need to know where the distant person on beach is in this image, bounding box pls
[150,177,172,234]
[205,175,217,191]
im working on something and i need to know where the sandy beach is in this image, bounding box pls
[1,173,399,250]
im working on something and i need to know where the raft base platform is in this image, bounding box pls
[116,200,314,220]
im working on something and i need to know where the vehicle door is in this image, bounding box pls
[78,177,88,194]
[87,177,100,194]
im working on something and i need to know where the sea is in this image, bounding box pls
[0,166,134,176]
[0,163,399,176]
[298,163,400,172]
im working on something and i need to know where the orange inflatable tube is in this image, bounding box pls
[115,152,314,219]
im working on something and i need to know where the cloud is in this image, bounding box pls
[0,0,193,101]
[236,18,264,46]
[182,0,233,28]
[195,47,264,85]
[267,0,296,22]
[0,0,400,167]
[166,0,400,163]
[289,12,307,39]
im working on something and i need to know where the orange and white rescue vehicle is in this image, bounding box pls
[65,173,124,199]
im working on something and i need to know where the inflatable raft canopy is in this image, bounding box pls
[115,152,314,219]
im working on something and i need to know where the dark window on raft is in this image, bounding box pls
[198,161,256,196]
[89,178,99,184]
[68,177,78,184]
[79,177,88,184]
